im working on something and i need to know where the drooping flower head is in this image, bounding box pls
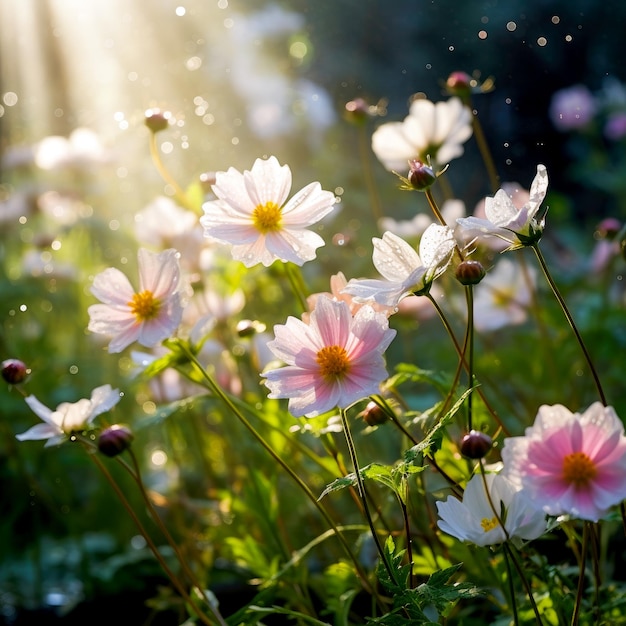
[342,224,456,308]
[372,97,473,172]
[501,402,626,522]
[88,248,186,354]
[16,385,121,447]
[457,165,549,249]
[200,156,337,267]
[262,296,396,417]
[436,472,547,547]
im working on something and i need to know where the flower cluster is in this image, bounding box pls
[6,85,626,626]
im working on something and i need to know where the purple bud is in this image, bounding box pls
[460,430,493,459]
[98,425,134,457]
[1,359,30,384]
[407,160,436,190]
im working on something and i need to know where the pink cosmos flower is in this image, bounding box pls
[200,156,337,267]
[88,248,186,353]
[501,403,626,522]
[262,296,396,417]
[16,385,120,447]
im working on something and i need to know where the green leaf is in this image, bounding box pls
[404,386,474,461]
[318,463,425,501]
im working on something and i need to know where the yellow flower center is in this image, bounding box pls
[481,516,499,532]
[491,286,516,308]
[128,290,160,321]
[316,345,351,382]
[562,451,597,488]
[252,201,282,234]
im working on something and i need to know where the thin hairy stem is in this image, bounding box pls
[357,124,384,223]
[148,132,194,211]
[531,244,607,406]
[88,451,218,626]
[571,522,590,626]
[125,450,229,626]
[505,543,544,625]
[503,545,520,626]
[340,409,397,585]
[177,343,381,601]
[425,292,509,435]
[283,262,309,313]
[465,285,475,431]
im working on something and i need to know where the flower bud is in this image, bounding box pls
[98,424,134,457]
[460,430,493,459]
[445,71,472,97]
[237,319,265,338]
[1,359,30,384]
[344,98,372,125]
[144,108,171,134]
[359,401,388,426]
[455,260,486,285]
[407,160,436,190]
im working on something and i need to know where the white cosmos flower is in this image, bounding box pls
[436,472,547,547]
[372,97,473,172]
[16,385,121,447]
[200,156,337,267]
[457,164,549,249]
[342,224,456,308]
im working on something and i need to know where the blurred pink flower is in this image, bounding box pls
[88,248,186,353]
[604,112,626,141]
[262,296,396,417]
[502,402,626,522]
[16,385,120,447]
[201,156,337,267]
[549,85,596,131]
[372,97,473,171]
[436,472,547,546]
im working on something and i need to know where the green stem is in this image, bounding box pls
[398,494,415,588]
[340,409,397,585]
[466,100,500,194]
[125,450,228,626]
[177,342,381,601]
[531,244,607,406]
[504,543,544,625]
[465,285,475,431]
[88,451,218,626]
[358,124,384,223]
[571,522,590,626]
[149,132,194,211]
[283,262,309,313]
[425,292,508,435]
[503,545,520,626]
[370,395,463,498]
